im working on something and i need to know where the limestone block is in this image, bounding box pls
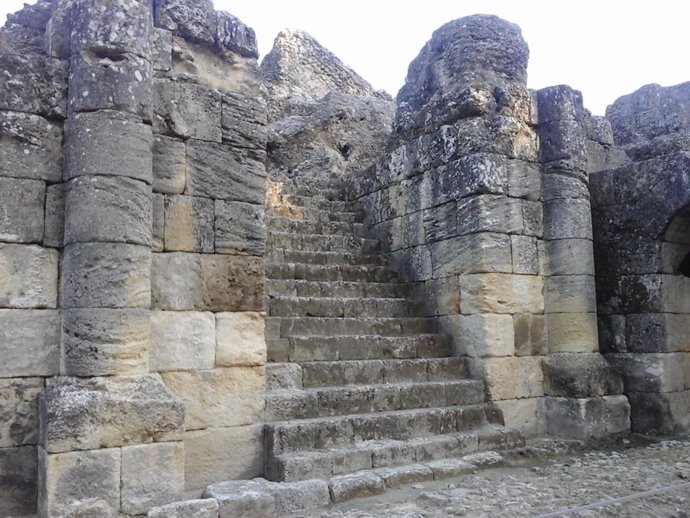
[447,314,514,358]
[0,378,42,448]
[537,85,585,123]
[625,313,690,353]
[627,392,676,434]
[68,51,153,121]
[604,394,631,434]
[542,173,590,202]
[204,479,275,518]
[513,314,547,356]
[430,233,512,278]
[40,374,185,453]
[152,28,173,72]
[539,120,587,173]
[456,195,524,235]
[543,199,593,240]
[148,499,219,518]
[0,309,60,378]
[151,252,203,310]
[544,397,606,440]
[0,111,62,182]
[150,311,216,372]
[161,367,265,430]
[0,445,37,517]
[153,193,165,252]
[469,357,519,401]
[200,254,265,312]
[544,238,595,276]
[164,195,214,253]
[460,273,544,315]
[153,136,186,194]
[423,203,457,244]
[153,79,221,142]
[44,184,65,248]
[65,110,153,184]
[0,177,45,244]
[186,140,266,203]
[667,390,690,430]
[62,308,150,377]
[543,353,624,398]
[121,442,185,515]
[215,200,266,256]
[216,312,267,367]
[607,352,686,394]
[598,315,627,353]
[0,53,68,119]
[222,93,267,151]
[518,356,544,398]
[154,0,217,46]
[422,277,461,316]
[61,243,151,309]
[660,274,690,313]
[216,11,260,58]
[511,235,538,274]
[495,397,546,437]
[506,160,541,200]
[547,313,599,353]
[0,244,58,309]
[269,479,330,512]
[184,425,264,491]
[64,176,152,246]
[39,447,120,518]
[545,275,596,314]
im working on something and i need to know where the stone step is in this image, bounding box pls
[266,263,395,283]
[286,196,360,212]
[265,380,486,421]
[285,334,451,362]
[268,296,409,318]
[299,208,364,224]
[266,426,522,482]
[267,216,368,237]
[284,186,345,200]
[267,231,380,254]
[270,317,439,338]
[267,248,385,266]
[266,279,410,299]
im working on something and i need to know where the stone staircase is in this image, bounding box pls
[263,175,522,483]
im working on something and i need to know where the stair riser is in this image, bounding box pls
[286,196,360,212]
[268,298,409,319]
[267,249,384,266]
[287,336,451,362]
[266,280,410,299]
[268,218,367,237]
[268,233,380,254]
[275,318,437,337]
[267,264,395,283]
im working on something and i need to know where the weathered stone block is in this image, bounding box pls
[513,314,547,356]
[121,442,185,515]
[0,378,42,448]
[544,238,595,276]
[545,275,597,314]
[200,254,265,312]
[542,173,590,202]
[153,193,165,252]
[391,245,433,282]
[151,252,203,310]
[222,92,267,151]
[430,233,513,277]
[153,79,221,141]
[604,394,631,434]
[204,479,274,518]
[162,367,265,430]
[627,391,676,434]
[421,277,461,316]
[543,199,593,240]
[154,0,217,46]
[39,447,120,518]
[164,195,214,252]
[150,310,216,372]
[61,243,151,309]
[0,244,58,309]
[539,120,587,173]
[186,140,266,203]
[519,356,544,398]
[0,446,37,517]
[40,374,185,453]
[0,177,45,244]
[0,309,60,378]
[460,273,544,314]
[448,314,514,357]
[68,51,153,121]
[469,357,519,401]
[62,308,150,377]
[456,195,524,235]
[65,110,153,183]
[216,312,266,367]
[423,203,458,244]
[148,499,219,518]
[0,53,68,119]
[64,176,152,245]
[598,314,627,353]
[184,425,263,491]
[547,312,599,353]
[0,111,62,182]
[495,397,546,437]
[607,352,686,394]
[44,184,65,248]
[511,235,539,274]
[625,313,690,353]
[537,86,585,123]
[545,396,606,440]
[507,159,541,200]
[153,136,186,194]
[543,353,624,398]
[215,200,266,256]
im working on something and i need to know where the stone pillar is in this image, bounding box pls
[537,86,629,439]
[39,1,185,516]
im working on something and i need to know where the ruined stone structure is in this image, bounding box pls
[0,1,687,517]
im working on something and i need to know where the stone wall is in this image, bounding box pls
[0,0,268,516]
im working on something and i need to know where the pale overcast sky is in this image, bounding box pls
[2,0,689,115]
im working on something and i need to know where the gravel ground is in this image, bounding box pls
[289,436,690,518]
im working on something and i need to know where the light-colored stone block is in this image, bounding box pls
[0,445,37,516]
[150,311,216,372]
[518,356,544,398]
[544,239,595,276]
[121,442,185,515]
[0,309,60,378]
[0,177,45,244]
[513,314,547,356]
[469,357,519,401]
[164,195,215,253]
[0,244,58,308]
[44,183,65,248]
[148,498,219,518]
[151,252,203,310]
[511,235,539,275]
[447,314,514,357]
[430,233,513,277]
[545,275,597,313]
[153,135,186,194]
[547,312,599,353]
[460,273,544,315]
[0,377,42,447]
[604,394,631,434]
[162,367,265,430]
[216,312,266,367]
[495,397,546,437]
[545,396,606,440]
[184,425,264,491]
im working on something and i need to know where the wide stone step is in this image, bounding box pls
[299,208,364,224]
[265,380,486,421]
[267,248,385,266]
[266,426,523,482]
[266,263,395,282]
[266,279,410,299]
[267,217,367,237]
[287,186,344,200]
[267,231,379,253]
[268,296,409,318]
[286,196,360,212]
[270,316,438,338]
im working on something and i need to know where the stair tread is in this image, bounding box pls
[268,379,482,395]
